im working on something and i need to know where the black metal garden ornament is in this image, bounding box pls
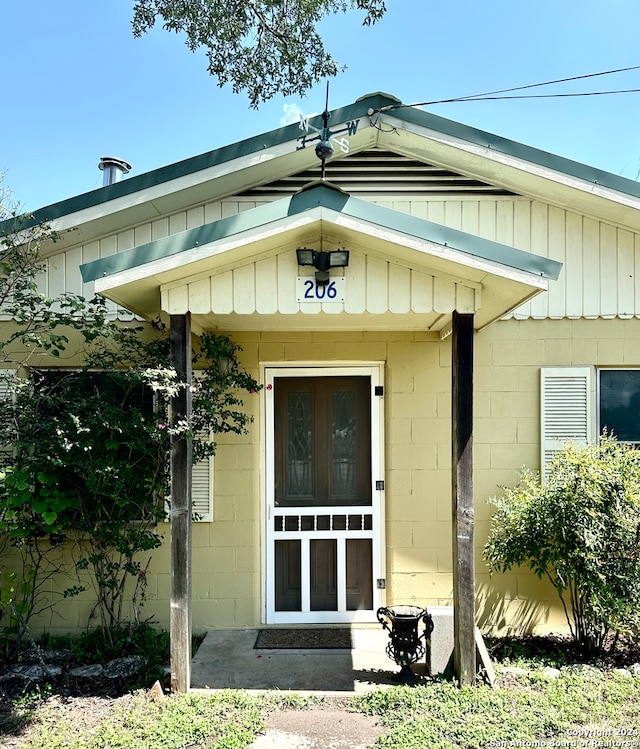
[377,605,434,684]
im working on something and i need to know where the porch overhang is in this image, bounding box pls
[81,183,561,334]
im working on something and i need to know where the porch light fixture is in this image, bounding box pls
[296,248,350,286]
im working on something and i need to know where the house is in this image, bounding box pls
[2,92,640,688]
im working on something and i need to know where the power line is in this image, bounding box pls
[373,66,640,111]
[435,65,640,102]
[440,89,640,103]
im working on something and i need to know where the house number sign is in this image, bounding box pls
[296,277,346,303]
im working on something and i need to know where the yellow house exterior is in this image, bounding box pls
[2,92,640,682]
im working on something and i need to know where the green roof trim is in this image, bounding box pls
[80,182,562,284]
[1,94,397,233]
[1,91,638,237]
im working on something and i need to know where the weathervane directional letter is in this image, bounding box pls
[346,119,360,136]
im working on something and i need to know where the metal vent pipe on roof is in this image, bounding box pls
[98,156,132,186]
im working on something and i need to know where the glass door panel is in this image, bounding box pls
[274,540,301,612]
[310,539,337,611]
[275,377,371,507]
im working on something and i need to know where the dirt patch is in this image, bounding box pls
[251,705,386,749]
[0,694,135,749]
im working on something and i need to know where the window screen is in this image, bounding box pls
[599,369,640,443]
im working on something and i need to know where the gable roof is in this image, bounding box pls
[3,91,639,249]
[80,182,561,333]
[4,90,640,333]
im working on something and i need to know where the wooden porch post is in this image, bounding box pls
[170,313,193,693]
[451,310,476,686]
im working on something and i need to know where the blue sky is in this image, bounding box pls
[2,0,639,212]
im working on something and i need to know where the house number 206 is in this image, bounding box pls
[296,277,346,303]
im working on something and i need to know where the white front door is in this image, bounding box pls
[264,365,385,624]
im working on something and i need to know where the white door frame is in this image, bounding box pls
[262,362,386,624]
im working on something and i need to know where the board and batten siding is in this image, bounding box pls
[162,250,477,317]
[39,195,640,322]
[37,199,270,319]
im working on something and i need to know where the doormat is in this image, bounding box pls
[254,628,352,650]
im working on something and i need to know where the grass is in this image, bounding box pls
[18,690,265,749]
[7,667,640,749]
[352,670,640,748]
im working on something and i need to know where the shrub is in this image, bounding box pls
[484,435,640,654]
[42,622,169,665]
[1,318,260,642]
[1,189,261,646]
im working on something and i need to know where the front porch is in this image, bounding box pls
[191,606,457,692]
[191,627,396,693]
[190,617,454,693]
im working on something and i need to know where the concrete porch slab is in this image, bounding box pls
[190,627,412,694]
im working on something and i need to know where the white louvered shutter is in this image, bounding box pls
[164,441,213,522]
[0,369,18,466]
[165,369,214,523]
[541,367,592,479]
[0,368,18,400]
[192,446,213,522]
[0,376,10,400]
[191,370,213,521]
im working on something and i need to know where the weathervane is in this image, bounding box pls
[297,82,360,178]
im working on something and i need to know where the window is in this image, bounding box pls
[541,367,640,479]
[598,369,640,444]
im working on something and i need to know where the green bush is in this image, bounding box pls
[484,435,640,654]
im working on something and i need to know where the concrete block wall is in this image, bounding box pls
[12,317,640,637]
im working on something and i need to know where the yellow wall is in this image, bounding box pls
[5,317,638,638]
